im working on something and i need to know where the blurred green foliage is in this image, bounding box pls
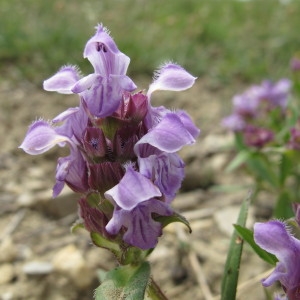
[1,0,300,84]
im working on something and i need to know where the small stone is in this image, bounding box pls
[0,263,15,284]
[52,244,92,289]
[0,238,17,263]
[22,261,53,275]
[214,205,254,236]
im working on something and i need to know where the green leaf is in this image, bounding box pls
[70,220,84,234]
[279,151,294,186]
[154,211,192,233]
[234,224,277,266]
[225,150,252,172]
[274,190,294,219]
[91,232,121,257]
[246,153,279,188]
[94,262,151,300]
[220,193,251,300]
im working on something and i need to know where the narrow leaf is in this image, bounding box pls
[221,192,251,300]
[247,154,279,188]
[225,150,251,173]
[274,190,294,219]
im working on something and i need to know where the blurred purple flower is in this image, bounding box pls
[254,220,300,300]
[255,79,291,110]
[288,127,300,151]
[291,57,300,72]
[222,114,246,131]
[243,125,274,148]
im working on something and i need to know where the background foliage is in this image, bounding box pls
[1,0,300,85]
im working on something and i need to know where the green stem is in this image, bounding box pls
[146,277,168,300]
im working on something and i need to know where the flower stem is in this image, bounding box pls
[146,277,169,300]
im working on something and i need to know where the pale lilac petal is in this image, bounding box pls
[53,181,65,198]
[175,110,200,139]
[262,263,286,287]
[105,206,123,235]
[19,120,70,155]
[71,74,102,94]
[135,113,196,156]
[52,107,80,123]
[43,66,80,94]
[222,114,246,131]
[84,25,130,77]
[254,221,295,262]
[110,74,136,92]
[254,220,300,291]
[53,150,89,197]
[147,63,196,97]
[104,166,161,210]
[139,153,185,203]
[53,157,70,197]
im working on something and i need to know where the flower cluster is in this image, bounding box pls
[20,25,199,250]
[222,79,291,148]
[254,212,300,300]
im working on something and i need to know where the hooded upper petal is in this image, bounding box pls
[19,120,71,155]
[147,63,196,97]
[43,65,81,94]
[84,24,131,77]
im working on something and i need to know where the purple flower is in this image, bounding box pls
[44,25,136,118]
[254,220,300,300]
[232,91,260,119]
[288,127,300,151]
[243,125,274,148]
[291,56,300,72]
[20,24,199,251]
[104,166,172,249]
[255,79,291,110]
[222,114,246,131]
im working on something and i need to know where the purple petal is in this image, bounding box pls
[135,113,196,156]
[254,220,300,289]
[110,74,136,92]
[104,166,161,210]
[43,66,80,94]
[254,221,294,263]
[71,74,102,94]
[83,24,130,77]
[52,107,80,123]
[53,149,89,197]
[222,114,246,131]
[175,110,200,139]
[147,63,196,97]
[139,153,185,203]
[19,120,70,155]
[106,199,172,249]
